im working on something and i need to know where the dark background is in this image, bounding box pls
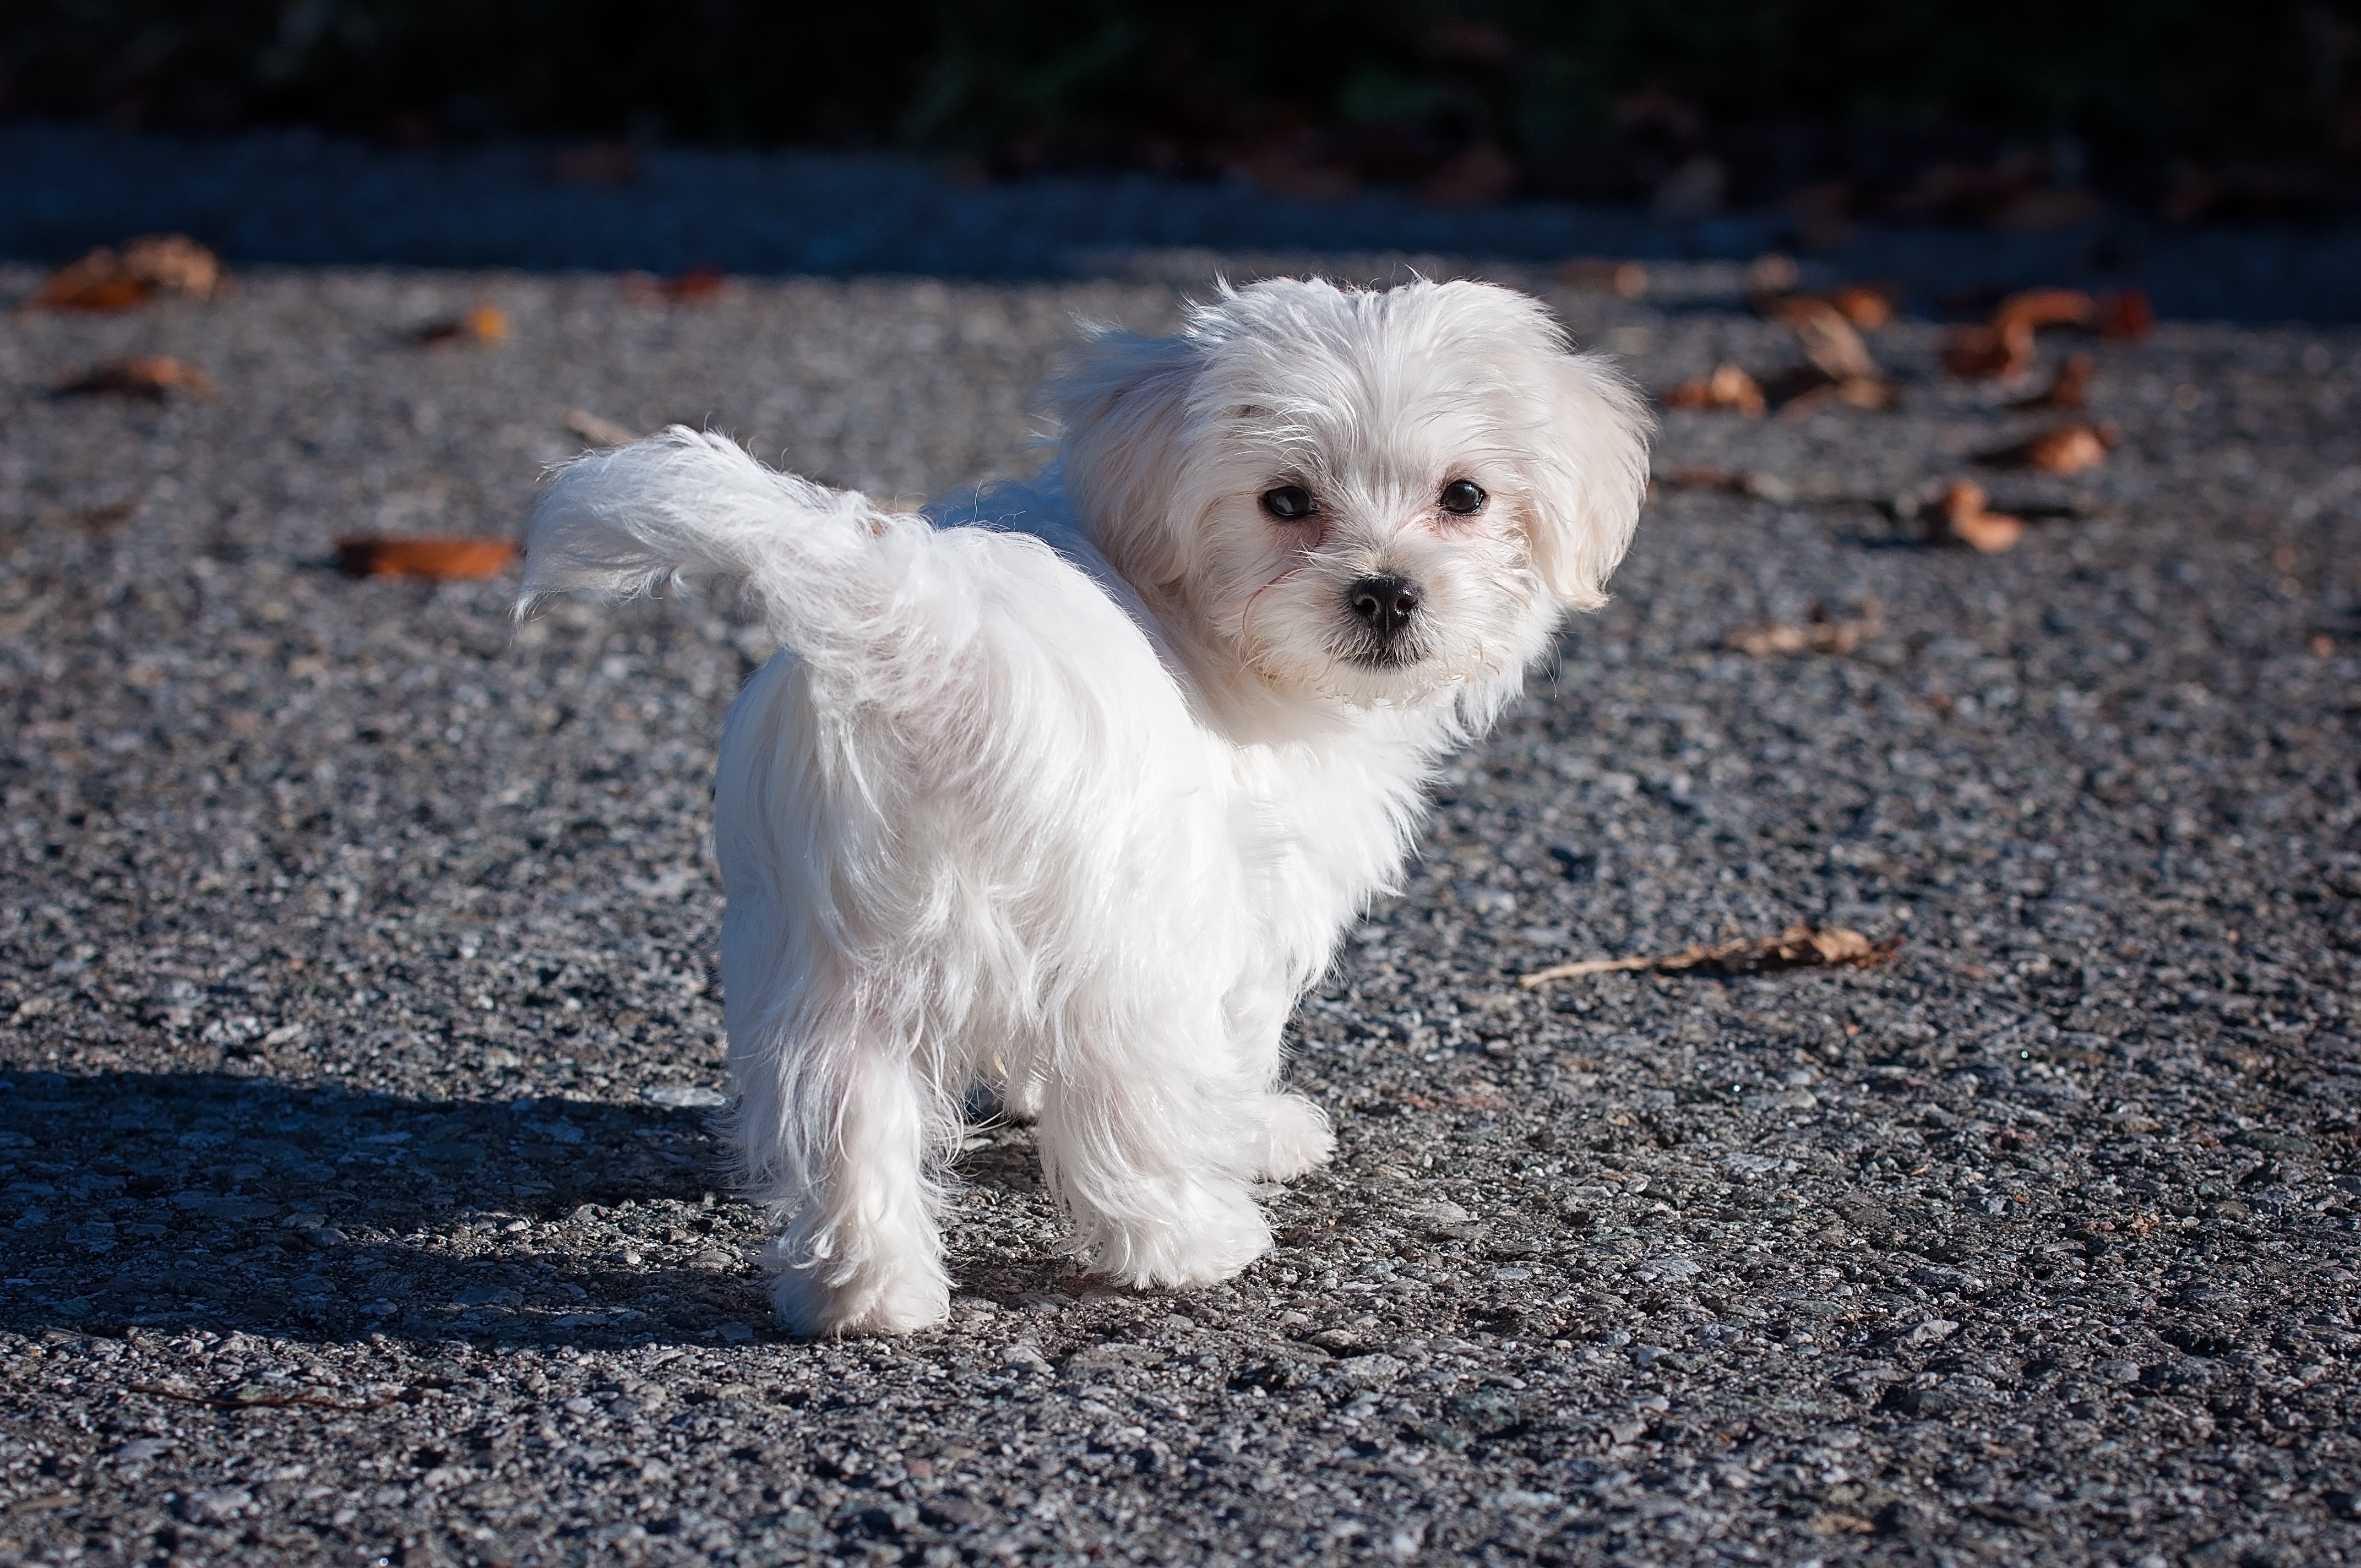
[5,1,2359,224]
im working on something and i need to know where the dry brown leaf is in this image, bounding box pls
[1663,364,1765,417]
[1837,375,1901,409]
[1520,922,1902,988]
[1662,466,1741,492]
[58,355,218,398]
[35,234,221,310]
[665,267,726,303]
[622,267,728,305]
[1657,467,1796,502]
[335,537,519,581]
[2097,288,2153,340]
[1727,598,1883,657]
[1978,422,2115,475]
[1944,286,2136,380]
[1777,374,1901,414]
[1810,1511,1879,1537]
[1758,366,1902,417]
[1942,319,2034,379]
[1788,305,1891,401]
[1935,479,2025,552]
[1994,287,2096,335]
[416,304,509,346]
[1827,283,1895,329]
[563,409,641,448]
[2009,351,2093,410]
[1759,285,1894,331]
[1761,296,1883,383]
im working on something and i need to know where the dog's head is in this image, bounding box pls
[1052,277,1650,712]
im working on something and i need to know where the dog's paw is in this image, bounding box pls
[1255,1092,1335,1180]
[769,1256,950,1338]
[1000,1069,1046,1123]
[1082,1177,1271,1292]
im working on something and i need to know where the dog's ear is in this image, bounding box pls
[1047,328,1204,594]
[1512,332,1652,613]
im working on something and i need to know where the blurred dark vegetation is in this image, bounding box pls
[5,1,2359,221]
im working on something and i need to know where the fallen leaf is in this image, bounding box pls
[1827,283,1895,329]
[1762,296,1883,383]
[2097,288,2153,340]
[1662,466,1740,489]
[1943,286,2132,380]
[563,409,641,448]
[1727,598,1882,657]
[1810,1511,1879,1536]
[1760,283,1895,330]
[1934,480,2025,552]
[1520,922,1902,988]
[1977,422,2115,474]
[1770,368,1902,415]
[35,233,221,309]
[1836,375,1901,409]
[1663,364,1765,417]
[335,537,519,580]
[1943,320,2034,379]
[1994,287,2096,335]
[622,268,728,305]
[416,304,509,346]
[1658,467,1794,502]
[57,356,217,398]
[2009,352,2093,410]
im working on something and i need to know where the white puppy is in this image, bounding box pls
[518,277,1648,1335]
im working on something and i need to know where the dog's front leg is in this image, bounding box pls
[1225,978,1337,1181]
[1032,1033,1273,1293]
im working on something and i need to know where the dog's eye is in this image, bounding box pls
[1439,479,1488,516]
[1259,485,1315,521]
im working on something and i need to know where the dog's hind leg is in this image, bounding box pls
[754,1042,953,1337]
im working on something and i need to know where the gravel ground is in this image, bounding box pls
[1,225,2359,1566]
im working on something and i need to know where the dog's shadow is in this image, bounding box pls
[0,1069,1075,1348]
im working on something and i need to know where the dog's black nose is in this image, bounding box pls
[1347,575,1421,640]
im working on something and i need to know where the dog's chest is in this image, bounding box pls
[1225,740,1424,944]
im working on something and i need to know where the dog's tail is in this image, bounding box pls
[517,427,928,654]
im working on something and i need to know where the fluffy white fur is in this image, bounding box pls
[516,277,1649,1336]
